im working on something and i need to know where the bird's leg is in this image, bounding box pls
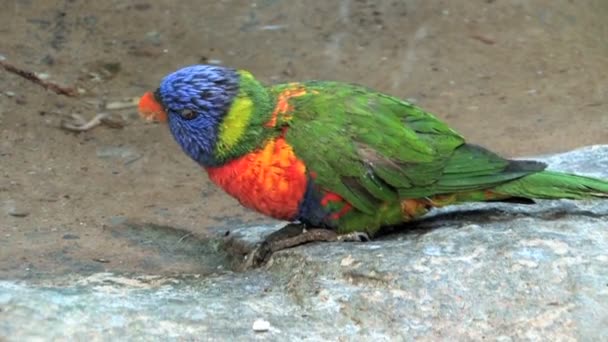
[248,223,339,267]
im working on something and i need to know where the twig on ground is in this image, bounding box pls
[470,34,496,45]
[60,113,125,132]
[0,59,78,97]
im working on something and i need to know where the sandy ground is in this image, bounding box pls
[1,0,607,280]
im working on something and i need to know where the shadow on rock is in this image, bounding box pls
[105,221,233,275]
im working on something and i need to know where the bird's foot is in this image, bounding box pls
[247,223,338,268]
[337,231,371,242]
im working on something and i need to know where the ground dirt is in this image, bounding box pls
[1,0,607,280]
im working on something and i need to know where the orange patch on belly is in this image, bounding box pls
[205,137,308,220]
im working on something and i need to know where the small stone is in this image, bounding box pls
[8,207,29,218]
[340,254,355,267]
[96,146,139,160]
[258,24,287,31]
[252,319,270,332]
[144,31,162,46]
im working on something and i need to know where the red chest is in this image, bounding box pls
[205,137,308,220]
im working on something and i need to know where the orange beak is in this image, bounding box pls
[138,91,168,122]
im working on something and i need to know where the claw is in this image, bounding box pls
[337,231,371,242]
[244,226,371,268]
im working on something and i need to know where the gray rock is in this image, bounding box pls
[2,146,608,341]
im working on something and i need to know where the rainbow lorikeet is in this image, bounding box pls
[139,65,608,259]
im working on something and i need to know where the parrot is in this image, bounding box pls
[138,64,608,261]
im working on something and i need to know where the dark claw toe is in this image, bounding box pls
[337,232,371,242]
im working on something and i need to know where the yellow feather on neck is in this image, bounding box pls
[215,92,254,156]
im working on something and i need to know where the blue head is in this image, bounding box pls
[153,65,240,166]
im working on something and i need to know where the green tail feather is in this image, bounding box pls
[492,171,608,200]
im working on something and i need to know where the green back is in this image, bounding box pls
[276,81,544,215]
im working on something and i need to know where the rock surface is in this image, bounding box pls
[2,146,608,341]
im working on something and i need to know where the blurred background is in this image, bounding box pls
[1,0,607,279]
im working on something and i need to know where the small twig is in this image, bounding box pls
[470,34,496,45]
[0,59,78,97]
[60,113,125,132]
[584,102,603,107]
[60,113,108,132]
[176,233,193,244]
[92,258,110,263]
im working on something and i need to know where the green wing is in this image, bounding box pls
[278,82,544,215]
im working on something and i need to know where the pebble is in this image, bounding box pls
[340,255,355,267]
[144,31,162,46]
[252,319,270,332]
[5,200,29,218]
[96,146,139,161]
[258,25,287,31]
[8,209,29,218]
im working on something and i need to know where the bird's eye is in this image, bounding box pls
[180,109,197,120]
